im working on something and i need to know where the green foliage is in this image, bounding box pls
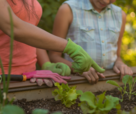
[38,0,65,33]
[115,0,136,66]
[52,82,83,107]
[79,91,120,114]
[107,75,136,102]
[0,7,14,106]
[0,105,62,114]
[32,109,62,114]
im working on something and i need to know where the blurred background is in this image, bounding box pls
[38,0,136,67]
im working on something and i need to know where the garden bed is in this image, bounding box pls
[14,84,136,114]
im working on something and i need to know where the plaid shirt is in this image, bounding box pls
[64,0,122,69]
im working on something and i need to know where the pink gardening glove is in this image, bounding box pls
[23,70,71,87]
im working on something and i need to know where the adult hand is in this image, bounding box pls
[42,62,71,76]
[82,67,105,84]
[23,70,71,87]
[63,38,105,74]
[113,59,133,80]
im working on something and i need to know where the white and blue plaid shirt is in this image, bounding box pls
[64,0,122,69]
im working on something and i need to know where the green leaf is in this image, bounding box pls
[118,87,123,92]
[76,90,83,95]
[32,109,49,114]
[79,102,96,114]
[2,105,25,114]
[106,80,120,87]
[96,92,106,108]
[53,83,79,107]
[99,96,120,112]
[122,75,133,86]
[122,75,130,85]
[134,77,136,84]
[79,91,96,109]
[65,88,78,101]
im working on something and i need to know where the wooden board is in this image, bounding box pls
[1,67,136,92]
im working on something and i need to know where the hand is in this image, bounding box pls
[42,62,71,76]
[82,67,105,84]
[63,38,105,74]
[23,70,71,87]
[113,59,133,80]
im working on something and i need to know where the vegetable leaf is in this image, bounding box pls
[106,80,120,87]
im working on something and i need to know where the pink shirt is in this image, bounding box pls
[0,0,42,74]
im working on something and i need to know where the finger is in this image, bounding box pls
[113,66,120,74]
[30,78,36,83]
[91,70,99,83]
[43,79,53,87]
[97,72,105,78]
[124,66,129,76]
[91,61,105,73]
[126,67,133,76]
[84,74,92,83]
[88,72,96,84]
[36,79,44,86]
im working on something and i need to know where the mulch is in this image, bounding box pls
[14,84,136,114]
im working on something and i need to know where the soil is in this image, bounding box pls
[14,84,136,114]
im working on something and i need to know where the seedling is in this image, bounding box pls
[0,7,14,106]
[107,75,136,102]
[79,91,120,114]
[52,82,83,107]
[1,105,62,114]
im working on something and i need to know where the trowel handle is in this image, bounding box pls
[1,74,27,81]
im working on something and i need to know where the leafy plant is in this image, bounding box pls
[0,7,14,106]
[79,91,120,114]
[52,82,83,107]
[107,75,136,102]
[0,104,62,114]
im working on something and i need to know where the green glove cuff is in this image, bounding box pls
[63,38,77,54]
[42,62,52,70]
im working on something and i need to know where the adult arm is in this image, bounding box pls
[49,4,73,70]
[0,0,67,51]
[113,11,133,80]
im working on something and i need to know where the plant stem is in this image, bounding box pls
[6,7,14,94]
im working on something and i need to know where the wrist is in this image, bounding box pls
[42,62,51,70]
[115,57,123,63]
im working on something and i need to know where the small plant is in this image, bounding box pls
[0,7,14,106]
[106,75,136,102]
[1,105,62,114]
[52,82,83,107]
[79,91,120,114]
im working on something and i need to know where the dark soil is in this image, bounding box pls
[14,84,136,114]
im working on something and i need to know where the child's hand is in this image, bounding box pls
[63,38,105,74]
[113,59,133,80]
[42,62,71,76]
[82,67,105,84]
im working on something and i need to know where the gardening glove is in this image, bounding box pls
[42,62,71,76]
[23,70,71,87]
[63,38,105,74]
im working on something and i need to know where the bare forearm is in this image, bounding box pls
[0,0,67,52]
[36,49,50,67]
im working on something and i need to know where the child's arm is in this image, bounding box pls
[49,4,74,70]
[113,11,133,80]
[49,4,105,84]
[36,48,71,76]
